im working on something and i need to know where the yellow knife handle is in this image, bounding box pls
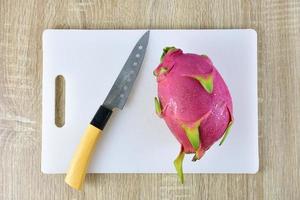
[65,124,101,189]
[65,105,112,190]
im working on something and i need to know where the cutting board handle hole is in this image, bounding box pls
[55,75,65,127]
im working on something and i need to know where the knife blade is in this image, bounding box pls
[65,31,150,190]
[103,31,150,110]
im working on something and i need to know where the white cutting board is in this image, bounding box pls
[42,29,258,174]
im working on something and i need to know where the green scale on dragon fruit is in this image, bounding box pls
[154,47,234,183]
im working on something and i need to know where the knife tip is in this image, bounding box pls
[144,30,150,37]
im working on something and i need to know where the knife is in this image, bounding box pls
[65,31,150,190]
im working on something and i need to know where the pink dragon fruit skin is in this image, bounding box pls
[154,47,234,183]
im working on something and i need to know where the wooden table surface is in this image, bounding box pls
[1,0,299,199]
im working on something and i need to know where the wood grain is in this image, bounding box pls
[0,0,300,199]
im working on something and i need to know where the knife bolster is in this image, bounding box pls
[90,105,112,130]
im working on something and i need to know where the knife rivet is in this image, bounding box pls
[120,94,125,98]
[138,45,143,50]
[135,54,140,58]
[133,62,137,66]
[123,86,128,90]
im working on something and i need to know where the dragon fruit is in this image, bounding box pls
[154,47,234,183]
